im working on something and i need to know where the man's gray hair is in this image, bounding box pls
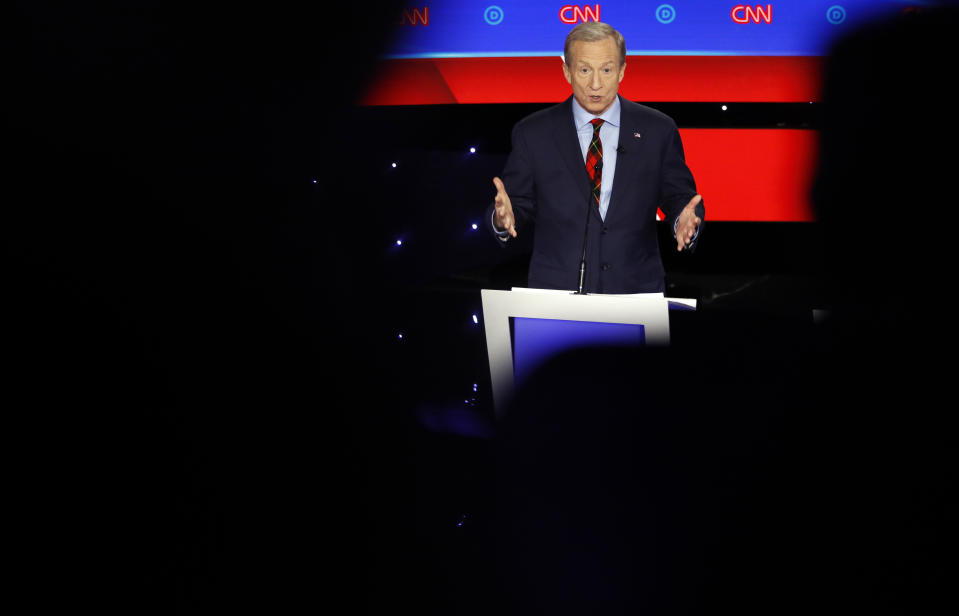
[563,22,626,66]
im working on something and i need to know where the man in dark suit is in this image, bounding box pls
[487,22,704,294]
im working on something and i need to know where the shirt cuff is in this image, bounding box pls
[673,216,700,242]
[493,210,510,241]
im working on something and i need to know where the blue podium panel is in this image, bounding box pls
[512,317,645,387]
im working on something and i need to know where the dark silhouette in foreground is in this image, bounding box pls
[490,8,957,614]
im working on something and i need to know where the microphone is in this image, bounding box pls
[578,149,616,294]
[577,167,598,294]
[577,187,592,295]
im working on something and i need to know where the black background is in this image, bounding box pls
[5,2,954,613]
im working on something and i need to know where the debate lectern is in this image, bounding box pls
[481,288,695,416]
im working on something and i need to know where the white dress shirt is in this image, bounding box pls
[571,95,620,222]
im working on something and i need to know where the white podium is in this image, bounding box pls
[481,288,695,416]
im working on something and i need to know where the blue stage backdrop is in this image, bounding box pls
[387,1,921,58]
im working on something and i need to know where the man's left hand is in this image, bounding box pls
[676,194,702,251]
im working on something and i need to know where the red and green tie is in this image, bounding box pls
[585,118,604,208]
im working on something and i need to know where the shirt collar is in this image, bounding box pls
[571,95,621,130]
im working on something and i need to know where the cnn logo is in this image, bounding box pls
[559,5,601,24]
[731,4,772,24]
[398,6,429,26]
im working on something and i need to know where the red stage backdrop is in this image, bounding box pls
[676,128,817,222]
[361,57,821,222]
[360,56,822,105]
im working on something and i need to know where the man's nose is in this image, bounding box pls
[590,72,602,90]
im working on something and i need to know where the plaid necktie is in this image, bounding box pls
[585,118,604,208]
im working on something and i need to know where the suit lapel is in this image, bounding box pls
[606,96,647,225]
[551,97,596,220]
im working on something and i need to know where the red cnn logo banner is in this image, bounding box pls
[559,5,601,24]
[731,4,773,24]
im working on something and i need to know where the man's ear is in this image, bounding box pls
[562,60,572,85]
[618,62,626,83]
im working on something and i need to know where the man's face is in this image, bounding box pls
[562,37,626,115]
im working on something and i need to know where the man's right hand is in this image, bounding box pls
[492,177,517,238]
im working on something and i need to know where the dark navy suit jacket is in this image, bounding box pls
[487,95,704,294]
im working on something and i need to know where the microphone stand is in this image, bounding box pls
[577,159,601,295]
